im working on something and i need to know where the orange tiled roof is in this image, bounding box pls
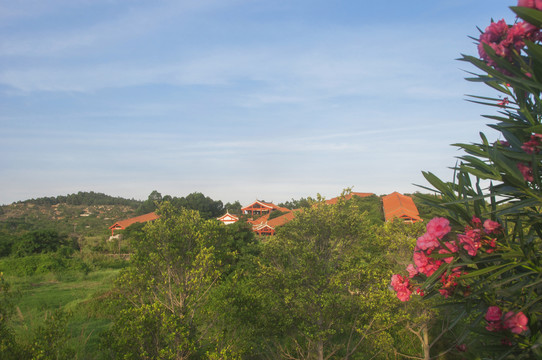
[241,201,273,211]
[251,209,297,231]
[325,192,375,205]
[242,200,290,211]
[249,213,270,225]
[267,211,296,227]
[109,212,160,231]
[382,192,422,222]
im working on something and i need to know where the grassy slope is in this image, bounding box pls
[4,266,122,359]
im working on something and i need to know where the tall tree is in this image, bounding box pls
[250,198,405,359]
[104,202,247,359]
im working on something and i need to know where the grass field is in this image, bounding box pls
[2,262,123,359]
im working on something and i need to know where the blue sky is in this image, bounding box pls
[0,0,516,206]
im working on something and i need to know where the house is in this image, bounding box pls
[324,192,375,205]
[216,211,239,225]
[382,192,422,223]
[250,210,297,236]
[241,200,297,235]
[241,201,290,217]
[108,212,160,235]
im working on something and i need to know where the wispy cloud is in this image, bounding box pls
[0,0,249,57]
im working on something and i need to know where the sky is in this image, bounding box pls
[0,0,518,206]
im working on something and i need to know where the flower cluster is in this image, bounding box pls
[485,306,529,334]
[390,274,412,302]
[478,19,541,70]
[521,133,542,154]
[517,162,534,181]
[477,1,542,72]
[391,216,501,301]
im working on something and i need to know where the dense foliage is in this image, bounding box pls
[136,191,226,220]
[101,197,432,359]
[391,2,542,358]
[16,191,142,207]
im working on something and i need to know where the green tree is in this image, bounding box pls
[136,190,162,215]
[28,309,76,360]
[13,229,70,257]
[250,198,405,359]
[104,203,226,359]
[172,192,224,220]
[278,197,313,210]
[223,201,242,215]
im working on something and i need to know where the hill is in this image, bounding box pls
[0,191,141,237]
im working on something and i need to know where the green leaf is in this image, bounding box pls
[511,6,542,28]
[459,263,513,280]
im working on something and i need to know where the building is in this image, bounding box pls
[241,200,297,236]
[250,210,297,236]
[216,211,239,225]
[382,192,422,223]
[108,212,160,235]
[241,201,290,217]
[324,192,375,205]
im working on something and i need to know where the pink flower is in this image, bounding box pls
[518,0,542,10]
[478,19,542,70]
[413,250,442,277]
[426,217,451,239]
[517,163,534,182]
[495,140,510,147]
[416,232,439,251]
[478,19,509,63]
[521,134,542,154]
[391,274,412,302]
[485,306,503,322]
[501,338,513,346]
[396,288,412,302]
[406,263,418,278]
[505,22,531,52]
[504,311,529,334]
[497,97,509,106]
[485,306,504,332]
[438,241,458,263]
[483,219,502,234]
[413,250,428,268]
[439,270,461,298]
[458,229,482,256]
[484,237,497,253]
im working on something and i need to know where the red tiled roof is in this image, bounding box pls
[267,211,296,227]
[242,200,290,212]
[109,212,160,231]
[325,192,375,205]
[382,192,422,222]
[250,209,298,232]
[241,201,273,211]
[249,213,270,225]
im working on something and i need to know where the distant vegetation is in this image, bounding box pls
[17,191,142,207]
[0,189,453,359]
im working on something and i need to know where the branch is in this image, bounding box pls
[393,348,424,360]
